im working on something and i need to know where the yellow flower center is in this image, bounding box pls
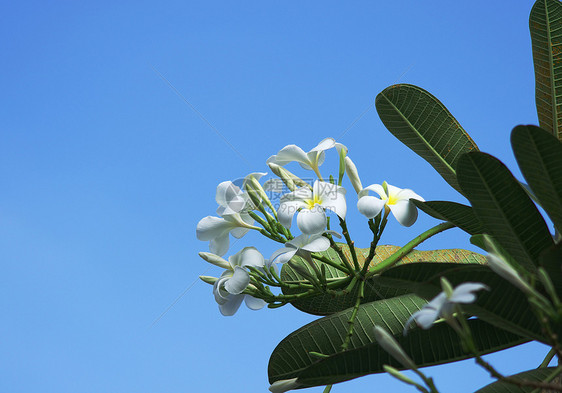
[387,194,398,205]
[306,195,322,209]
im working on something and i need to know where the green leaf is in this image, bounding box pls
[512,125,562,233]
[413,200,485,235]
[457,152,554,272]
[470,234,487,250]
[474,367,559,393]
[378,263,545,342]
[539,241,562,295]
[268,294,526,387]
[530,0,562,140]
[281,244,486,315]
[375,84,479,194]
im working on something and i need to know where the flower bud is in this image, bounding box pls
[383,365,417,385]
[440,277,454,298]
[268,162,311,191]
[269,378,301,393]
[373,325,417,370]
[344,156,363,194]
[486,252,534,295]
[199,275,218,285]
[198,252,230,270]
[247,175,277,213]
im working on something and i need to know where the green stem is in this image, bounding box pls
[339,217,359,270]
[476,357,562,392]
[341,280,365,351]
[367,222,455,277]
[264,276,353,305]
[259,228,286,243]
[312,253,352,275]
[327,234,355,273]
[540,348,558,368]
[323,385,332,393]
[529,366,562,393]
[360,215,389,277]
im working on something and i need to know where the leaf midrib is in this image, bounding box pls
[544,0,560,135]
[469,155,537,270]
[379,91,456,176]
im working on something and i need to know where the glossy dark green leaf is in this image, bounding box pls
[457,152,554,272]
[375,84,479,194]
[539,241,562,294]
[530,0,562,140]
[413,200,484,235]
[474,367,559,393]
[268,294,526,387]
[281,244,485,315]
[512,125,562,233]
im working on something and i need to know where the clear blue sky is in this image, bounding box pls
[0,1,548,392]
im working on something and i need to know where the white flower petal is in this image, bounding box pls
[321,187,347,219]
[213,275,232,304]
[244,295,266,310]
[224,266,250,295]
[426,292,448,310]
[269,145,311,166]
[286,233,310,248]
[357,196,386,219]
[386,184,403,198]
[209,233,230,256]
[218,293,245,316]
[310,137,336,152]
[196,216,233,241]
[396,188,425,203]
[298,159,314,171]
[335,142,348,155]
[278,199,307,229]
[227,213,255,238]
[449,282,489,303]
[297,208,327,234]
[239,247,265,268]
[272,248,298,264]
[407,307,441,330]
[364,184,387,199]
[389,200,418,227]
[300,235,330,252]
[215,181,244,211]
[230,226,251,239]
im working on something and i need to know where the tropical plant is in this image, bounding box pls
[196,1,562,392]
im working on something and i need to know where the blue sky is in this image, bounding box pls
[0,1,548,392]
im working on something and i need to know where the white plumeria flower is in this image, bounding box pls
[404,282,489,334]
[270,231,341,265]
[357,182,424,227]
[267,137,336,177]
[269,378,301,393]
[196,214,259,256]
[215,172,267,216]
[278,180,347,235]
[215,181,249,216]
[212,247,267,316]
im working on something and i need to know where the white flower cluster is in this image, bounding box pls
[196,137,426,315]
